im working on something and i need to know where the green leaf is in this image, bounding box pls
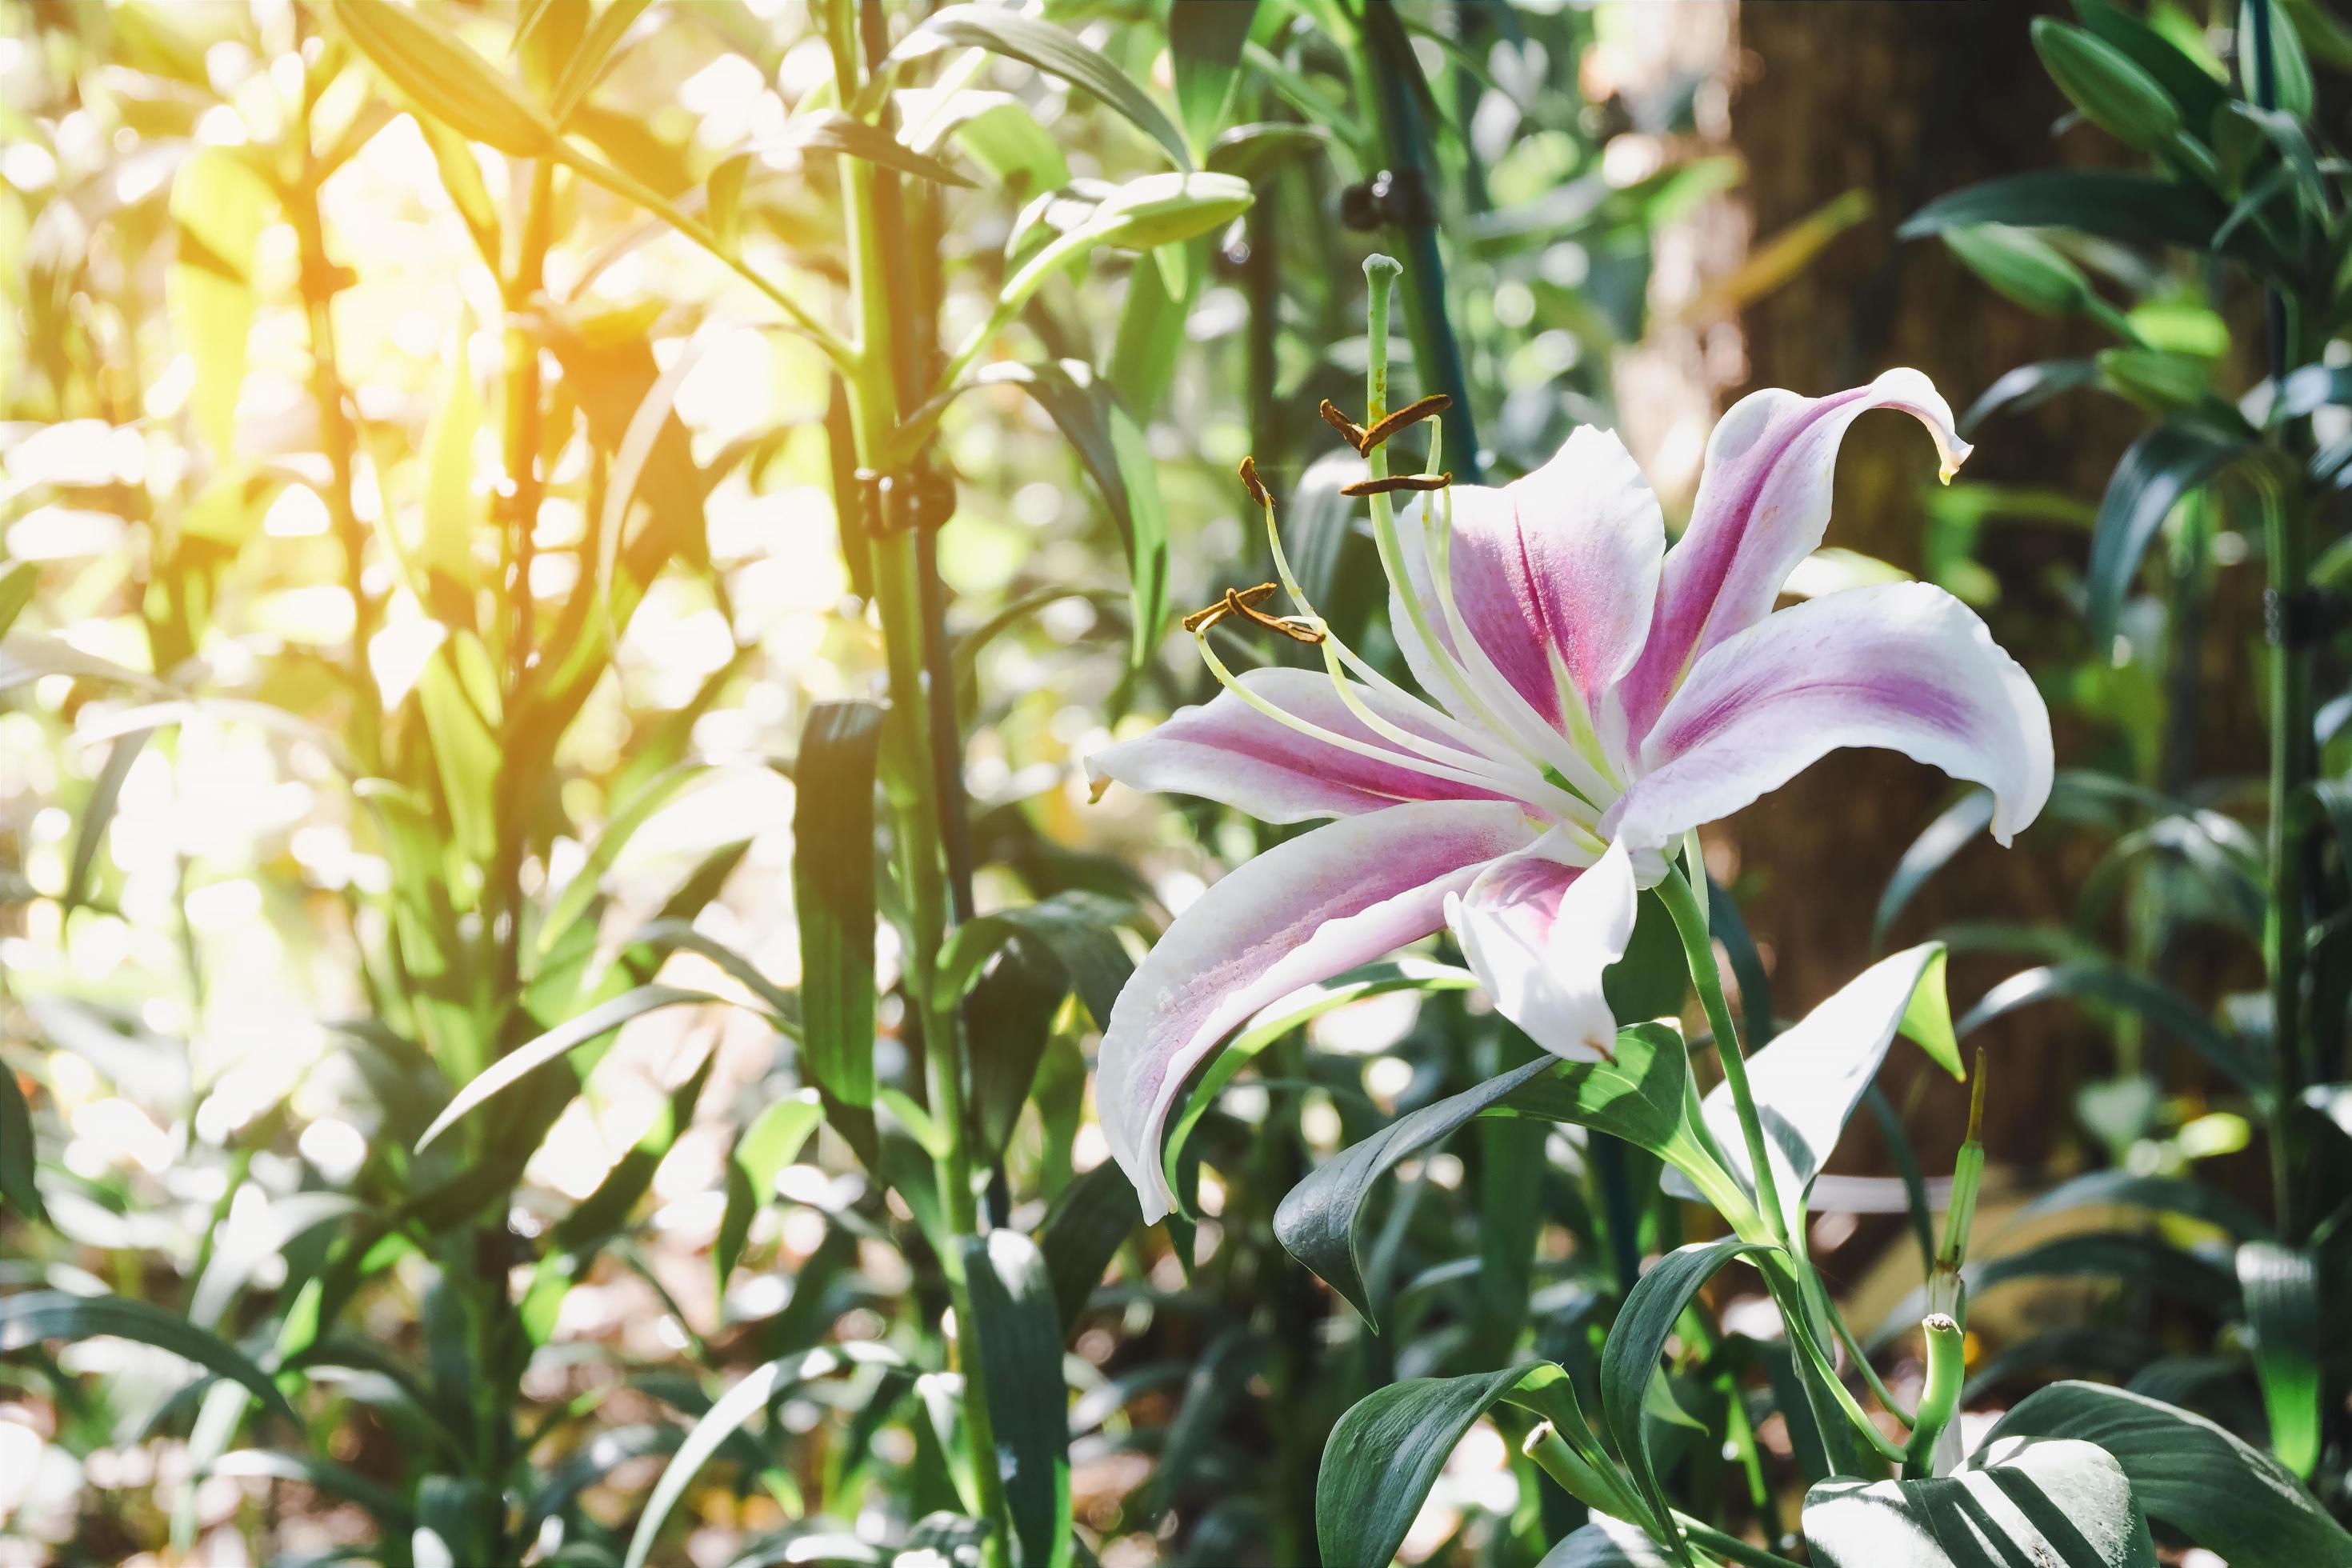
[1277,1023,1748,1327]
[168,148,272,461]
[1170,0,1256,154]
[1956,958,2260,1095]
[0,1291,300,1427]
[0,563,34,640]
[2235,1241,2320,1478]
[1535,1517,1673,1568]
[0,1053,49,1225]
[1036,1160,1141,1335]
[892,6,1194,170]
[965,937,1071,1165]
[623,1343,902,1568]
[1602,1241,1776,1564]
[1987,1381,2352,1567]
[1873,1232,2239,1343]
[418,327,483,622]
[414,984,724,1152]
[1161,960,1476,1203]
[977,363,1170,669]
[962,1230,1071,1568]
[715,1090,823,1290]
[934,891,1133,1028]
[2073,0,2226,131]
[794,701,884,1107]
[1901,170,2226,249]
[525,1423,682,1538]
[783,109,977,187]
[1206,122,1330,181]
[2012,1168,2271,1240]
[209,1450,415,1531]
[1958,360,2104,436]
[332,0,555,157]
[1318,1363,1642,1568]
[2086,420,2246,643]
[2242,0,2314,117]
[1670,945,1955,1231]
[537,762,711,958]
[1804,1436,2156,1567]
[63,727,149,914]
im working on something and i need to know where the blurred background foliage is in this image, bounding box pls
[0,1,2346,1566]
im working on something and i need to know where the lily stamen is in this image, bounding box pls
[1361,393,1451,451]
[1342,473,1452,498]
[1182,582,1326,645]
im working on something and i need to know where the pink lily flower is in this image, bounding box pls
[1088,370,2053,1223]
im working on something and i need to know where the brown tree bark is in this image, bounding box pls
[1722,0,2164,1173]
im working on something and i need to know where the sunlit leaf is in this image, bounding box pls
[2236,1242,2320,1478]
[892,6,1194,171]
[333,0,555,156]
[0,1291,300,1426]
[962,1230,1071,1568]
[1805,1437,2156,1567]
[167,149,271,462]
[1986,1381,2352,1566]
[715,1090,823,1290]
[794,702,884,1107]
[0,1054,47,1226]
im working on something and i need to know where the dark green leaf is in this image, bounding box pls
[2074,0,2227,131]
[1602,1241,1775,1563]
[1987,1381,2352,1567]
[1319,1363,1639,1568]
[1805,1436,2156,1567]
[935,890,1133,1029]
[965,936,1070,1164]
[794,701,884,1107]
[1956,958,2261,1094]
[2084,420,2244,642]
[1958,360,2103,436]
[1873,1232,2239,1343]
[1901,171,2226,249]
[0,1291,299,1426]
[2014,1168,2271,1240]
[0,1054,46,1225]
[1036,1160,1141,1335]
[962,1230,1070,1568]
[891,6,1193,171]
[1535,1517,1672,1567]
[1206,122,1330,181]
[525,1424,683,1537]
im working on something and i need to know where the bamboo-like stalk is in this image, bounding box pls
[826,2,1009,1556]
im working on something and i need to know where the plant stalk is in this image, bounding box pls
[827,2,1008,1554]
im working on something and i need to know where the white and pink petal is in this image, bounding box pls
[1097,799,1542,1222]
[1614,370,1971,746]
[1607,581,2053,852]
[1086,667,1507,824]
[1444,834,1638,1065]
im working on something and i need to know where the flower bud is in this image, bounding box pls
[2032,18,2183,152]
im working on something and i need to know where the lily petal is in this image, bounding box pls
[1669,943,1950,1233]
[1445,835,1637,1064]
[1099,800,1542,1222]
[1610,581,2052,851]
[1616,369,1970,746]
[1419,427,1665,739]
[1086,667,1507,824]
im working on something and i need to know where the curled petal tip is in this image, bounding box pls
[1087,774,1110,805]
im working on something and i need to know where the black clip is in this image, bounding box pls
[1338,167,1438,234]
[855,462,958,538]
[2264,586,2352,646]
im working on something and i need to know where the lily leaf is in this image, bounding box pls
[890,6,1193,171]
[1986,1381,2352,1568]
[1665,944,1955,1231]
[962,1231,1071,1568]
[794,701,885,1108]
[1804,1436,2156,1566]
[0,1291,300,1427]
[2235,1242,2321,1478]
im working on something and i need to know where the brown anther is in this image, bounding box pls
[1238,455,1272,509]
[1360,393,1451,451]
[1182,582,1325,645]
[1340,472,1453,498]
[1318,399,1371,454]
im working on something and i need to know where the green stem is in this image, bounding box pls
[1654,868,1789,1244]
[1902,1313,1966,1478]
[827,4,1006,1556]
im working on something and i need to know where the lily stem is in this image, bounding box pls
[1655,866,1790,1246]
